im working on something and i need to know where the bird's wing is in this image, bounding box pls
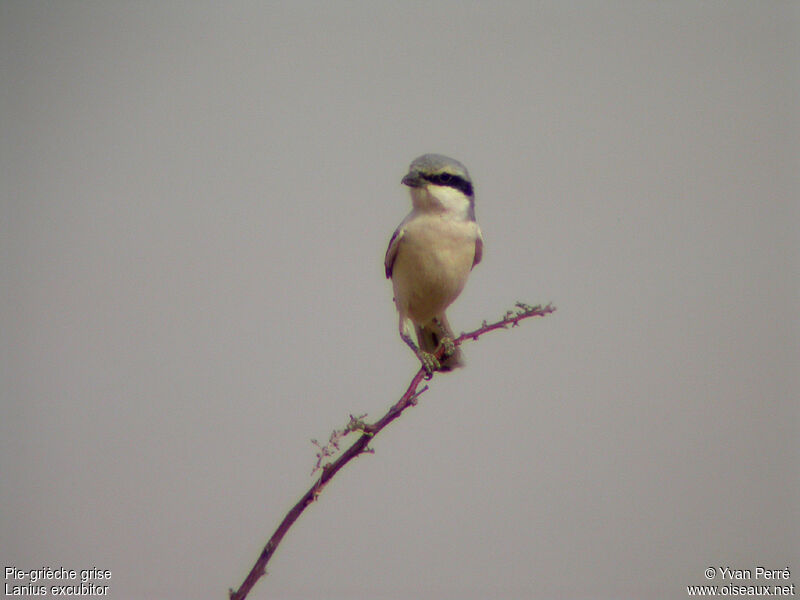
[384,226,405,278]
[472,226,484,269]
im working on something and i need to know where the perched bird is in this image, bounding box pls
[385,154,483,373]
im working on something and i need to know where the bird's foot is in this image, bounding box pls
[439,336,456,357]
[417,351,440,377]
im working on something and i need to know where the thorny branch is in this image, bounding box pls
[228,302,556,600]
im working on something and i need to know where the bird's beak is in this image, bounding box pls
[402,173,423,187]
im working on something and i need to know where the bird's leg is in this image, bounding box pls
[399,316,439,375]
[432,316,456,357]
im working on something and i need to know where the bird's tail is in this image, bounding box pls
[415,313,464,371]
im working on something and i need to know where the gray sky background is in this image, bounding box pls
[2,2,798,599]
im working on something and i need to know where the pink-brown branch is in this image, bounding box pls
[229,302,555,600]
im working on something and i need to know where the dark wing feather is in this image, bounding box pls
[384,227,405,278]
[472,232,483,269]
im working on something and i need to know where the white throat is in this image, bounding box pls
[410,185,472,220]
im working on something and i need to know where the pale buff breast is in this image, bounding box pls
[391,215,478,325]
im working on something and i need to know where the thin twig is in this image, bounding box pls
[229,302,555,600]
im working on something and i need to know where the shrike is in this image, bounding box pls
[385,154,483,373]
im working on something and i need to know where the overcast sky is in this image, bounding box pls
[2,2,798,599]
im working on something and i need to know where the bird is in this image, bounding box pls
[385,154,483,374]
